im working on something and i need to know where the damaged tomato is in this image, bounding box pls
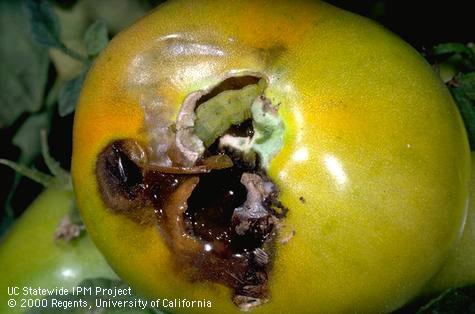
[72,0,470,313]
[92,79,287,308]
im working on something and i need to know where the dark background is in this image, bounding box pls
[0,0,474,222]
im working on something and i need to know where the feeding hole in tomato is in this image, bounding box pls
[95,74,287,310]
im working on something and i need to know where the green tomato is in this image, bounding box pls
[0,188,116,314]
[424,152,475,293]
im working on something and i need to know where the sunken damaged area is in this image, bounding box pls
[95,75,286,310]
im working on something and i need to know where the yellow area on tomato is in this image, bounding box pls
[72,1,470,313]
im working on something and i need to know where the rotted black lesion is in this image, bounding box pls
[95,140,152,224]
[144,170,187,223]
[94,75,289,311]
[182,161,287,309]
[96,138,287,309]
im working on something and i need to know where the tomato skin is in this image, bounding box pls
[0,189,116,314]
[72,0,470,313]
[424,152,475,293]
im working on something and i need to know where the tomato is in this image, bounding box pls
[72,0,470,312]
[425,152,475,293]
[0,189,116,314]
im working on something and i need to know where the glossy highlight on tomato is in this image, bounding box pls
[72,0,470,312]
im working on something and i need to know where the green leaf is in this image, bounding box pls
[40,129,72,189]
[433,43,474,57]
[432,43,475,71]
[417,285,475,313]
[3,111,49,226]
[26,278,169,314]
[84,20,109,57]
[40,130,70,180]
[0,159,54,188]
[3,160,28,234]
[25,0,88,64]
[12,112,50,164]
[0,0,49,128]
[58,68,89,117]
[450,86,475,150]
[457,72,475,100]
[25,0,62,48]
[1,128,72,191]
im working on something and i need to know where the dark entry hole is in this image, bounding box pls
[185,167,247,247]
[196,75,261,105]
